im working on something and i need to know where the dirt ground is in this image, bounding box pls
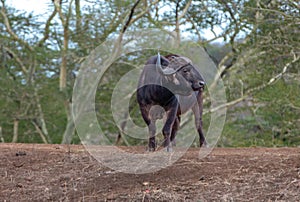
[0,144,299,201]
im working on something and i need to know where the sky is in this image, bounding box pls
[8,0,49,13]
[7,0,223,43]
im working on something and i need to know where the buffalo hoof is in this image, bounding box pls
[165,146,173,152]
[147,147,156,152]
[200,141,209,148]
[200,140,208,147]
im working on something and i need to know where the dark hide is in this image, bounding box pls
[137,54,206,151]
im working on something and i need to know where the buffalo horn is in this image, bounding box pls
[156,53,178,75]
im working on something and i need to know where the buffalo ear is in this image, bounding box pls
[161,57,169,66]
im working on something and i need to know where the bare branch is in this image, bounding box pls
[248,52,299,94]
[122,0,142,33]
[187,16,226,44]
[178,0,192,20]
[0,6,33,51]
[204,95,247,115]
[125,0,160,29]
[54,0,66,26]
[37,8,57,46]
[3,46,28,74]
[180,94,248,129]
[245,6,300,20]
[200,52,299,117]
[112,0,160,60]
[32,121,48,144]
[267,51,299,85]
[208,51,234,91]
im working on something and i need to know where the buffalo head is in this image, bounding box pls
[156,53,205,95]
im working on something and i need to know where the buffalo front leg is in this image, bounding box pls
[197,118,207,147]
[192,105,207,147]
[162,124,172,152]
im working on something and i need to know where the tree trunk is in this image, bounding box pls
[0,126,4,143]
[175,1,181,48]
[12,119,19,143]
[34,86,51,143]
[55,0,70,91]
[59,33,68,91]
[61,101,75,144]
[75,0,81,35]
[32,121,48,144]
[54,0,74,143]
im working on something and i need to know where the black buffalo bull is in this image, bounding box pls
[137,53,206,151]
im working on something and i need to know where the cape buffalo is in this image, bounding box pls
[137,53,206,151]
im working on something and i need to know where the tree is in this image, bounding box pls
[0,1,56,143]
[0,0,299,146]
[218,0,300,146]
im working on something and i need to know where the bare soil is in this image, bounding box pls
[0,143,299,201]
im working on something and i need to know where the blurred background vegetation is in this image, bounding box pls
[0,0,299,147]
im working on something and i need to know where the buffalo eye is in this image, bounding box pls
[182,68,189,73]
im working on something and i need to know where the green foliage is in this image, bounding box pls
[0,0,299,147]
[221,76,300,147]
[255,81,300,146]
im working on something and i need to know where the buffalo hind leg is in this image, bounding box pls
[170,116,180,147]
[140,106,157,151]
[162,103,178,152]
[148,120,156,151]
